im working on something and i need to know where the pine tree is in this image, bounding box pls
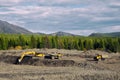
[42,36,51,48]
[78,39,84,50]
[30,35,37,48]
[18,35,25,46]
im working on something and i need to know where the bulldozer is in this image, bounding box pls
[93,54,108,61]
[16,51,62,64]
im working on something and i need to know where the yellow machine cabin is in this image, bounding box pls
[93,54,108,61]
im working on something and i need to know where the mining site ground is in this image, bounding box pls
[0,49,120,80]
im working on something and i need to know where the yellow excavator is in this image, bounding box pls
[16,51,62,64]
[17,51,45,63]
[93,54,108,61]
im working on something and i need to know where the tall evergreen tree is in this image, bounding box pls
[30,35,37,48]
[18,35,25,46]
[78,39,84,50]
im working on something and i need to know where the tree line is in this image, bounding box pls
[0,34,120,52]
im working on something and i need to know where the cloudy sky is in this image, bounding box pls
[0,0,120,35]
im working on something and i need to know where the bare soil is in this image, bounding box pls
[0,49,120,80]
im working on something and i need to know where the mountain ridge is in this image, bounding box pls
[0,20,32,34]
[89,32,120,37]
[48,31,78,36]
[0,20,120,37]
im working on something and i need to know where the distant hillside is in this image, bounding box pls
[0,20,32,34]
[49,31,77,36]
[34,32,46,35]
[89,32,120,37]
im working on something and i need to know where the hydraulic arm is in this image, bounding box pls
[18,51,36,62]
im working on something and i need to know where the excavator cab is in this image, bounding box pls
[94,54,103,61]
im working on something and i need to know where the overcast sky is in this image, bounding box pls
[0,0,120,35]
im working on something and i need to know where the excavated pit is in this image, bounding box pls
[0,55,76,67]
[0,55,106,70]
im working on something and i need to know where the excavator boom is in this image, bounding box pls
[18,51,36,62]
[18,51,45,63]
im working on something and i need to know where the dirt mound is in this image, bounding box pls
[18,57,76,67]
[81,74,120,80]
[0,55,76,67]
[0,55,18,64]
[0,55,107,70]
[77,62,105,70]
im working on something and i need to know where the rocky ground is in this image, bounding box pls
[0,49,120,80]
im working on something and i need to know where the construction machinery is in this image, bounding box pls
[16,51,62,64]
[17,51,45,63]
[45,53,62,59]
[93,54,109,61]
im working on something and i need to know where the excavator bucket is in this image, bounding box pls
[15,56,32,64]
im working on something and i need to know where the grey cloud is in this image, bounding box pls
[0,0,120,35]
